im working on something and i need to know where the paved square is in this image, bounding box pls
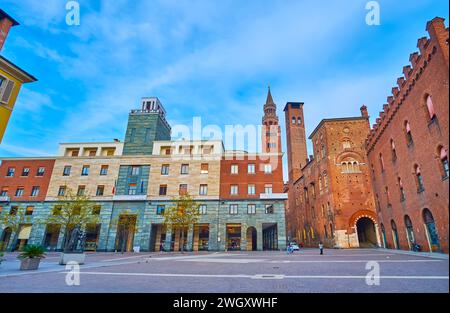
[0,249,448,293]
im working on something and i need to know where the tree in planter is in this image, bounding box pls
[0,207,32,252]
[110,210,140,254]
[163,194,201,253]
[41,188,100,253]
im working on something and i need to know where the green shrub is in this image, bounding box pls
[17,245,46,259]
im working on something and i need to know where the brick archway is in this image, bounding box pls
[347,210,378,233]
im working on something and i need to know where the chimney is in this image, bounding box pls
[360,105,369,119]
[0,9,19,52]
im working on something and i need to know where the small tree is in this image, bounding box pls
[41,188,99,253]
[0,207,31,252]
[110,209,140,254]
[163,194,201,253]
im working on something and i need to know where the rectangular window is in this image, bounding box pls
[71,150,79,157]
[230,185,238,195]
[231,164,239,174]
[63,166,71,176]
[199,204,207,215]
[128,183,137,195]
[88,150,97,157]
[0,188,8,196]
[159,185,167,196]
[248,184,256,195]
[129,128,136,143]
[21,167,30,177]
[264,184,273,194]
[81,165,90,176]
[247,204,256,214]
[265,204,274,214]
[37,167,45,176]
[264,164,272,174]
[96,185,105,196]
[179,184,188,196]
[156,205,165,215]
[161,164,170,175]
[131,166,140,176]
[201,163,209,174]
[15,187,24,197]
[100,165,109,176]
[247,164,255,174]
[25,206,34,216]
[6,167,15,177]
[144,128,152,143]
[77,186,86,196]
[229,204,238,215]
[199,184,208,196]
[181,164,189,175]
[58,186,66,196]
[30,186,40,197]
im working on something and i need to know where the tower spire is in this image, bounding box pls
[266,85,274,105]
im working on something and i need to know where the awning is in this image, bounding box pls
[18,225,32,240]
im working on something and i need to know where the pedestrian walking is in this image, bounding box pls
[319,242,324,255]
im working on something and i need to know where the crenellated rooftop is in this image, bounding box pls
[366,17,449,153]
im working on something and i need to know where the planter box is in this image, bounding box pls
[59,253,86,265]
[20,258,41,271]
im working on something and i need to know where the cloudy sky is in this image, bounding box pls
[0,0,448,180]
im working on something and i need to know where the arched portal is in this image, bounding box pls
[246,227,257,251]
[0,227,12,251]
[423,209,441,252]
[356,217,378,248]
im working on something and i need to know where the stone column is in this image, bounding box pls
[187,226,194,252]
[256,224,263,251]
[164,227,172,251]
[240,224,247,251]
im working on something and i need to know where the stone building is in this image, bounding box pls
[366,17,449,253]
[0,93,287,252]
[284,102,379,248]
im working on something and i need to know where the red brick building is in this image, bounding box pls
[0,158,55,202]
[366,17,449,253]
[284,101,379,248]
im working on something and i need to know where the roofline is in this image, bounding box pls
[0,9,20,26]
[283,102,304,112]
[0,56,37,82]
[0,157,55,161]
[59,141,123,145]
[308,116,366,139]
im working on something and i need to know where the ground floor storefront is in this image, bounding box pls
[0,199,287,252]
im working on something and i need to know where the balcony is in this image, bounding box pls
[112,195,147,201]
[0,196,10,202]
[260,193,288,200]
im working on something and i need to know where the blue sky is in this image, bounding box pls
[0,0,448,181]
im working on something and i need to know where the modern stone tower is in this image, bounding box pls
[284,102,308,182]
[261,87,282,154]
[122,97,171,155]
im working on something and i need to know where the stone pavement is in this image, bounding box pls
[0,249,448,293]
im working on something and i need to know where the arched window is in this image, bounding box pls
[321,145,326,158]
[439,146,449,178]
[426,95,436,120]
[292,117,296,124]
[318,175,323,193]
[323,172,328,190]
[343,140,351,149]
[385,186,390,205]
[404,215,415,246]
[341,159,360,173]
[405,121,413,146]
[297,117,302,125]
[330,223,334,239]
[391,220,400,249]
[398,177,406,201]
[391,139,397,161]
[414,165,425,192]
[379,153,385,172]
[422,208,441,252]
[380,223,388,248]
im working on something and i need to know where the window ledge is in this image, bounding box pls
[442,175,449,181]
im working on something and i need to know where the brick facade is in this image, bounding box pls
[366,17,449,253]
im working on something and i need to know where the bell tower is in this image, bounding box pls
[284,102,308,182]
[262,87,282,154]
